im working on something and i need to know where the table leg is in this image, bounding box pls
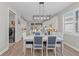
[23,40,26,56]
[61,40,64,56]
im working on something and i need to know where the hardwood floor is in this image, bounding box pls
[1,39,79,56]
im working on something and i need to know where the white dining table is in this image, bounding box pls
[24,35,63,41]
[23,35,64,55]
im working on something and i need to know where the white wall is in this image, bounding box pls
[43,16,58,31]
[19,17,30,35]
[56,2,79,51]
[0,3,9,54]
[0,3,23,54]
[15,15,21,42]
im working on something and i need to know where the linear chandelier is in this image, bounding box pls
[33,2,50,21]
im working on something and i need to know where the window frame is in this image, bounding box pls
[63,8,79,33]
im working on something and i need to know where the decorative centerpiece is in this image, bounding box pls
[47,26,57,35]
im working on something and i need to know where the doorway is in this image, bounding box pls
[9,10,16,46]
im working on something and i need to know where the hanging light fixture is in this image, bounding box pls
[33,2,50,22]
[39,2,44,16]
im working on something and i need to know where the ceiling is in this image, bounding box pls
[8,2,74,22]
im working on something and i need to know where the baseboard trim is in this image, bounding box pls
[64,42,79,52]
[0,47,9,55]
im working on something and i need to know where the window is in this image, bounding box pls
[76,10,79,32]
[64,9,79,33]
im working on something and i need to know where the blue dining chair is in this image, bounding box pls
[46,35,56,56]
[33,36,43,56]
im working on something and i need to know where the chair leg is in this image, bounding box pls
[23,42,25,56]
[23,47,25,55]
[24,48,27,55]
[61,41,63,56]
[33,49,34,56]
[24,47,26,56]
[54,48,56,56]
[31,48,32,56]
[46,49,48,56]
[42,49,43,56]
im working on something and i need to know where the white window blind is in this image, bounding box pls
[64,10,76,32]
